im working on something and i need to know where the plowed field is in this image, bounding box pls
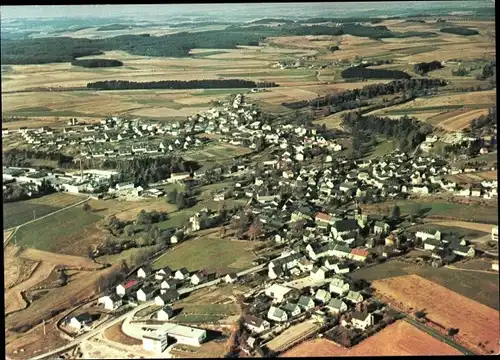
[282,321,461,356]
[372,274,500,355]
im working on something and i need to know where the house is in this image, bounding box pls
[344,290,363,304]
[298,258,315,272]
[492,261,499,271]
[385,233,400,247]
[155,267,172,280]
[264,284,293,303]
[373,221,390,235]
[156,305,174,321]
[297,295,315,310]
[326,299,348,315]
[315,289,331,304]
[315,212,334,226]
[175,268,190,280]
[323,257,338,271]
[116,280,138,297]
[331,219,358,240]
[137,285,156,302]
[492,226,498,241]
[137,266,151,279]
[191,272,208,286]
[155,289,180,305]
[350,248,369,262]
[161,279,180,290]
[69,313,93,331]
[452,246,475,258]
[310,266,329,281]
[281,303,301,317]
[169,172,191,183]
[98,294,123,311]
[243,315,271,334]
[224,272,238,283]
[423,238,442,251]
[267,306,288,322]
[347,311,374,330]
[333,262,350,274]
[116,182,134,191]
[329,276,350,296]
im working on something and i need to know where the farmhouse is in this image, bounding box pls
[243,315,271,334]
[267,306,288,322]
[69,313,93,331]
[98,294,123,311]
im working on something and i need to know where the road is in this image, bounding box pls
[31,262,267,359]
[3,196,91,247]
[383,303,476,355]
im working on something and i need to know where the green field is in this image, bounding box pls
[3,202,59,229]
[407,223,489,239]
[153,232,257,274]
[350,260,499,310]
[14,207,102,252]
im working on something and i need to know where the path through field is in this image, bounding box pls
[5,261,55,314]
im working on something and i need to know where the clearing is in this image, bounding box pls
[281,320,461,356]
[372,274,500,355]
[152,229,258,274]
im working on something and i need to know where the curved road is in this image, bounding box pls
[30,263,266,360]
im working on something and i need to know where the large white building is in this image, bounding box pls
[492,226,498,242]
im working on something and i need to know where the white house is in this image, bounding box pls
[156,306,174,321]
[137,286,156,302]
[264,284,293,303]
[191,272,207,286]
[326,299,348,315]
[344,290,363,304]
[329,277,350,296]
[315,289,331,304]
[175,268,190,280]
[349,311,374,330]
[297,295,315,311]
[69,313,92,332]
[310,266,328,281]
[98,294,122,311]
[137,267,151,279]
[281,303,301,317]
[224,272,238,283]
[267,306,288,322]
[243,315,271,334]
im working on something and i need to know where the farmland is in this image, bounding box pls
[282,321,462,356]
[350,261,499,310]
[152,229,258,274]
[13,206,103,253]
[372,274,500,355]
[3,192,82,229]
[266,320,319,352]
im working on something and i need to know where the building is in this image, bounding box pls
[161,279,180,290]
[224,272,238,283]
[281,303,301,317]
[155,267,172,280]
[69,313,92,331]
[98,294,123,311]
[116,280,138,297]
[137,266,151,279]
[191,272,207,285]
[267,306,288,322]
[297,295,315,311]
[492,226,498,241]
[169,172,191,183]
[155,289,180,305]
[326,299,348,315]
[156,306,174,321]
[142,328,169,354]
[243,315,271,334]
[175,268,190,280]
[315,289,331,304]
[492,261,499,272]
[329,276,350,296]
[344,290,363,304]
[264,284,293,303]
[137,286,156,302]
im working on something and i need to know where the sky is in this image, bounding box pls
[1,2,493,21]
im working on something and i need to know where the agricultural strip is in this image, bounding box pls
[372,274,500,355]
[281,321,462,356]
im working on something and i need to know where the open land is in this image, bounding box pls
[266,320,319,352]
[372,274,500,355]
[153,229,258,274]
[281,321,462,356]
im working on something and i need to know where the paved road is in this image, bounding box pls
[3,196,90,247]
[31,262,267,359]
[383,303,476,355]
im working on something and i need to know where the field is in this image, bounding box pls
[282,321,462,356]
[172,303,240,324]
[372,274,500,354]
[350,261,499,310]
[152,229,258,274]
[265,320,319,352]
[445,171,497,185]
[183,142,253,162]
[367,90,496,130]
[14,206,103,253]
[3,192,82,229]
[361,199,498,224]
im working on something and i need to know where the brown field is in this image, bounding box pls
[103,320,142,346]
[266,320,319,352]
[113,200,177,221]
[282,321,461,357]
[435,108,491,131]
[372,274,500,355]
[20,248,102,269]
[4,245,38,289]
[475,170,498,180]
[427,220,496,234]
[445,170,497,184]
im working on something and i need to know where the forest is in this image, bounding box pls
[71,59,124,68]
[440,26,479,36]
[413,60,443,75]
[341,66,411,80]
[96,24,131,31]
[1,23,437,64]
[3,149,74,168]
[86,79,277,90]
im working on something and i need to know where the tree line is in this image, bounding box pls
[341,66,411,80]
[3,149,74,168]
[413,60,443,75]
[440,27,479,36]
[71,59,123,68]
[86,79,278,90]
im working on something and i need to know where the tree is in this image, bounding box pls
[58,269,69,286]
[392,205,401,221]
[124,224,135,237]
[167,188,178,204]
[176,192,187,209]
[120,259,129,274]
[83,202,91,213]
[248,219,263,241]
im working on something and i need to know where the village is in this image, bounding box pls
[6,94,496,358]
